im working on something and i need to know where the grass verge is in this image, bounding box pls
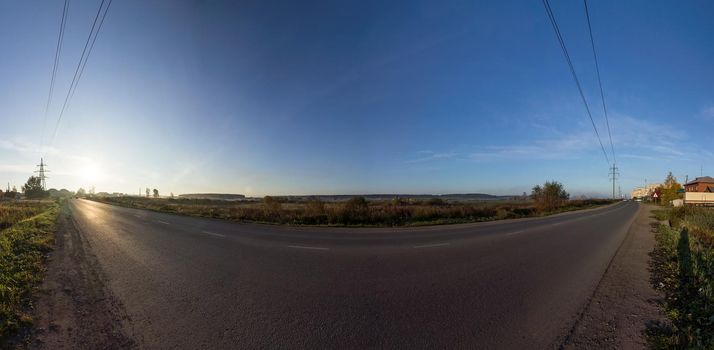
[649,206,714,348]
[0,201,58,343]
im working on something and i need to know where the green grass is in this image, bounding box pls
[0,201,53,231]
[650,207,714,349]
[0,200,58,342]
[89,196,616,227]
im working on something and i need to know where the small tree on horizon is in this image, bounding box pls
[22,176,49,199]
[531,181,569,212]
[153,189,159,198]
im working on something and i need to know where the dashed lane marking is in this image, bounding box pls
[287,245,330,251]
[202,231,226,238]
[413,242,450,249]
[157,220,170,225]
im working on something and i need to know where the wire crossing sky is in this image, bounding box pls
[583,0,616,166]
[49,0,113,147]
[542,0,611,167]
[1,1,713,197]
[40,0,70,152]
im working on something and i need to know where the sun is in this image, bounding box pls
[79,164,101,183]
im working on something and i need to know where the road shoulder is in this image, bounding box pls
[562,204,667,349]
[27,202,136,349]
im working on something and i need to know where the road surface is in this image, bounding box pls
[64,199,639,349]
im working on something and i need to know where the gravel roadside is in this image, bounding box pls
[562,203,668,349]
[27,203,135,349]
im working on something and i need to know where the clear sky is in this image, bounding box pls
[1,0,713,197]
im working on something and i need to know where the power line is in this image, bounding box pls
[542,0,611,167]
[40,0,71,151]
[69,0,113,103]
[49,0,113,147]
[584,0,616,165]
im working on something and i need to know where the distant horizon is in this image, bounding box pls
[40,187,617,199]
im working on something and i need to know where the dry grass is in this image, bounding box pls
[0,201,53,231]
[90,196,615,227]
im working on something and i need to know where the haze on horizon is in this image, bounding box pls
[1,1,713,197]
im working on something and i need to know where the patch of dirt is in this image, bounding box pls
[562,204,669,349]
[23,203,136,349]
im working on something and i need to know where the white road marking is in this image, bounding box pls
[157,220,170,225]
[202,231,226,238]
[506,230,525,236]
[413,242,450,249]
[134,214,141,218]
[287,245,330,251]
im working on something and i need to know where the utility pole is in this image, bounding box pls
[609,164,619,199]
[34,158,50,191]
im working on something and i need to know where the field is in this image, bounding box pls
[0,201,53,231]
[89,196,616,227]
[650,206,714,348]
[0,200,58,343]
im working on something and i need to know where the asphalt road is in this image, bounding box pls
[67,199,640,349]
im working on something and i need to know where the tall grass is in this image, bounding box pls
[91,196,614,227]
[0,201,53,231]
[0,201,58,342]
[650,207,714,348]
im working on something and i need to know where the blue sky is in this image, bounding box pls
[1,0,713,197]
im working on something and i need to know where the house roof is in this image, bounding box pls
[685,176,714,185]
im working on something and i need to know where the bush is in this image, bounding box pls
[262,196,282,220]
[531,181,569,212]
[426,198,446,206]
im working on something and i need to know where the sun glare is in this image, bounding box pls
[79,164,101,183]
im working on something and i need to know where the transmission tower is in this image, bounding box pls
[609,164,619,199]
[35,158,50,191]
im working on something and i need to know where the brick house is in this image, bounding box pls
[684,176,714,192]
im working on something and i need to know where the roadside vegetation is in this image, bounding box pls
[90,181,614,227]
[0,200,58,343]
[650,206,714,348]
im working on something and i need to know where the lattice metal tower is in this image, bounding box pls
[35,158,50,191]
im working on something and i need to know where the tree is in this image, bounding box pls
[146,188,150,197]
[661,172,683,205]
[153,189,159,198]
[22,176,49,199]
[4,186,17,199]
[77,188,87,197]
[531,181,569,212]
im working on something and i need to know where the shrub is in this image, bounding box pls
[531,181,569,212]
